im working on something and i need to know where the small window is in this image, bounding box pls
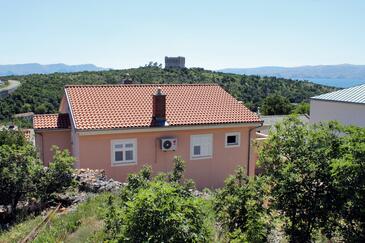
[190,134,213,160]
[111,139,137,165]
[225,132,240,147]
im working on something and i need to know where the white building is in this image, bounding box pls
[310,84,365,127]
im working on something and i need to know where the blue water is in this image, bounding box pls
[295,78,365,88]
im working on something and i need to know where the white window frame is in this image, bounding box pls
[225,132,241,148]
[111,139,137,166]
[190,134,213,160]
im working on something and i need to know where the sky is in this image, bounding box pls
[1,0,365,70]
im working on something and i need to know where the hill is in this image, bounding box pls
[0,66,336,120]
[220,64,365,87]
[0,63,106,76]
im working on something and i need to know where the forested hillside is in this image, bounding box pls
[0,66,336,120]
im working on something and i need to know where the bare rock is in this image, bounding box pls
[74,169,123,193]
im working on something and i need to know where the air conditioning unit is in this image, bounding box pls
[161,137,177,151]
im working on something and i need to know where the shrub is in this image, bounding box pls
[214,167,270,242]
[119,165,151,202]
[0,138,75,223]
[291,101,310,115]
[0,144,41,216]
[0,130,26,146]
[121,180,211,242]
[34,146,75,203]
[104,157,213,242]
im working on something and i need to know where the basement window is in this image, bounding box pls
[111,139,137,165]
[225,132,240,148]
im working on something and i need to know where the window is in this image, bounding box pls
[225,132,240,147]
[190,134,213,160]
[111,139,137,165]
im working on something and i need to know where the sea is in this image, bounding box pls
[294,78,365,88]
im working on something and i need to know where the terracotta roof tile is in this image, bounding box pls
[33,114,71,130]
[64,84,261,130]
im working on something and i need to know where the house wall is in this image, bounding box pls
[35,130,72,166]
[58,97,81,167]
[310,99,365,127]
[77,126,256,189]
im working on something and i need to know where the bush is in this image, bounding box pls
[214,167,271,242]
[119,165,151,202]
[104,157,213,242]
[291,101,310,115]
[0,130,26,146]
[122,181,211,242]
[0,132,75,224]
[0,144,41,216]
[34,146,75,203]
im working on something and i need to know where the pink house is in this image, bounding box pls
[33,84,262,189]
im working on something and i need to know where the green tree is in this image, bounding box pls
[260,94,293,115]
[0,144,41,216]
[21,103,32,113]
[331,125,365,242]
[0,132,75,222]
[292,102,310,115]
[214,167,270,242]
[0,67,335,120]
[34,103,48,114]
[0,130,26,146]
[258,117,342,242]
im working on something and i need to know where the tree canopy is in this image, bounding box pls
[258,117,365,242]
[260,94,293,115]
[0,130,74,224]
[0,66,335,120]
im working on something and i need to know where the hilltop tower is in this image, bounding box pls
[164,56,185,68]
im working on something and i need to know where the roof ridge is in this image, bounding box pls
[64,83,219,88]
[33,113,59,116]
[33,113,68,117]
[311,83,365,104]
[59,83,261,130]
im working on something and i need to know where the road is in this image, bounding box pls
[0,80,21,98]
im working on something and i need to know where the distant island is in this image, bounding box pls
[220,64,365,88]
[0,63,107,76]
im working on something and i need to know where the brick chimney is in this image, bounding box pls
[153,87,167,126]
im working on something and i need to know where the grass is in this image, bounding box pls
[64,216,104,243]
[33,193,112,242]
[0,193,114,243]
[0,215,43,243]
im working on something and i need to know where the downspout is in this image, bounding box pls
[247,122,263,176]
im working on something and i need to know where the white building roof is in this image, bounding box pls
[311,84,365,104]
